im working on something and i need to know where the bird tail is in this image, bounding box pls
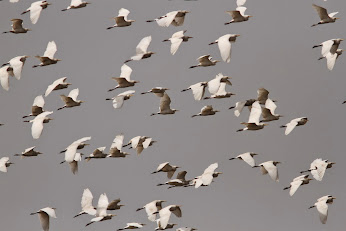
[107,26,114,30]
[236,129,243,132]
[224,22,232,25]
[283,186,290,190]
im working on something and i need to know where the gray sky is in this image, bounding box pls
[0,0,346,230]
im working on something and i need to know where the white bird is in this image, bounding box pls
[151,93,178,116]
[106,90,135,109]
[58,88,84,110]
[229,99,256,117]
[157,171,190,189]
[313,38,344,57]
[118,223,146,231]
[207,73,232,95]
[181,82,207,101]
[125,36,155,63]
[253,161,281,182]
[190,55,220,68]
[23,95,45,118]
[107,8,135,29]
[85,147,107,161]
[204,82,235,99]
[311,4,340,27]
[283,175,313,196]
[45,77,72,97]
[33,41,61,68]
[14,146,42,158]
[324,50,343,70]
[141,87,169,97]
[192,163,220,188]
[62,0,90,11]
[147,10,190,27]
[108,64,139,91]
[156,205,182,229]
[225,7,252,24]
[308,195,336,224]
[0,157,13,173]
[163,30,193,55]
[177,228,197,231]
[0,65,14,91]
[124,136,155,155]
[2,55,29,80]
[229,152,258,167]
[74,188,97,217]
[260,98,282,122]
[59,138,89,154]
[136,200,166,222]
[237,101,268,132]
[108,134,130,158]
[300,158,335,181]
[152,162,180,179]
[3,19,31,34]
[30,207,56,231]
[64,136,91,163]
[27,111,53,139]
[191,105,219,118]
[21,1,50,24]
[280,117,308,135]
[85,193,116,226]
[60,153,83,174]
[209,34,240,63]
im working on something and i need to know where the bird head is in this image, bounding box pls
[273,161,281,165]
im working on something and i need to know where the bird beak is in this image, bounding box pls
[248,15,253,18]
[332,197,336,199]
[235,34,241,37]
[218,172,223,174]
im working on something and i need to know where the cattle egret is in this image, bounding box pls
[85,147,107,161]
[21,1,51,24]
[237,101,268,132]
[60,153,83,174]
[163,30,192,55]
[85,193,116,226]
[58,88,84,110]
[209,34,240,63]
[191,105,219,117]
[107,199,124,210]
[27,111,53,139]
[30,207,56,231]
[147,10,190,27]
[225,7,252,24]
[23,95,45,118]
[136,200,166,222]
[229,152,258,167]
[313,38,343,57]
[0,157,13,173]
[141,87,169,97]
[0,66,13,91]
[181,82,207,101]
[283,175,313,196]
[152,162,180,179]
[308,195,335,224]
[107,8,135,29]
[108,134,130,158]
[45,77,71,97]
[3,19,31,34]
[74,188,96,217]
[106,90,135,109]
[191,163,220,188]
[59,141,89,154]
[14,146,42,158]
[2,55,29,80]
[190,55,220,68]
[260,99,282,122]
[207,73,232,95]
[123,136,155,155]
[177,228,197,231]
[63,136,91,163]
[311,4,340,27]
[257,88,274,104]
[155,205,182,229]
[117,223,145,231]
[229,99,256,117]
[108,64,139,91]
[300,158,335,181]
[33,41,61,68]
[253,161,281,182]
[125,36,155,63]
[62,0,90,11]
[280,117,308,135]
[151,93,178,116]
[204,82,235,99]
[157,171,190,189]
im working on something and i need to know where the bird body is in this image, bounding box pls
[225,7,252,24]
[181,82,207,101]
[15,146,42,158]
[58,88,83,110]
[85,193,116,226]
[280,117,308,135]
[85,147,107,161]
[152,162,180,179]
[237,101,267,131]
[309,195,335,224]
[23,95,45,118]
[157,205,182,229]
[3,19,31,34]
[28,111,53,139]
[0,66,14,91]
[2,55,29,80]
[301,158,334,181]
[136,200,166,222]
[108,8,135,29]
[108,134,129,158]
[33,41,61,68]
[261,98,282,122]
[283,175,312,196]
[118,223,145,231]
[64,136,91,163]
[141,87,169,97]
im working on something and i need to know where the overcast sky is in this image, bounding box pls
[0,0,346,230]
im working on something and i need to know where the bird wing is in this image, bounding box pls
[136,36,152,54]
[31,111,53,139]
[218,35,232,63]
[234,101,246,117]
[289,180,303,196]
[227,10,243,19]
[45,77,66,97]
[157,11,178,27]
[236,7,247,16]
[257,88,269,102]
[107,199,121,210]
[312,4,330,20]
[111,134,124,150]
[198,55,213,65]
[24,146,36,153]
[190,82,205,101]
[158,207,172,229]
[159,93,172,112]
[207,74,223,94]
[142,137,152,149]
[248,101,261,124]
[29,2,44,24]
[118,8,130,20]
[41,207,57,218]
[201,105,213,114]
[311,161,327,181]
[263,162,279,182]
[11,19,24,30]
[38,212,50,231]
[130,136,141,149]
[321,40,334,57]
[9,56,25,80]
[203,162,218,174]
[120,64,132,81]
[33,95,45,107]
[0,66,10,91]
[0,157,9,172]
[239,153,255,167]
[71,0,83,6]
[284,118,300,135]
[157,162,170,171]
[171,206,182,217]
[113,77,130,85]
[119,90,135,97]
[65,136,91,163]
[326,52,338,71]
[68,88,79,101]
[96,193,109,217]
[264,98,277,115]
[172,30,185,38]
[215,82,227,96]
[43,41,57,59]
[145,202,159,221]
[201,173,214,186]
[170,38,183,55]
[316,201,328,224]
[328,12,338,18]
[237,0,246,7]
[81,188,94,211]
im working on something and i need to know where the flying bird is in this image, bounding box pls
[0,65,14,91]
[253,161,281,182]
[14,146,42,158]
[141,87,169,97]
[163,30,192,55]
[23,95,45,118]
[280,117,308,135]
[106,90,135,109]
[229,99,256,117]
[30,207,56,231]
[125,36,155,63]
[108,134,130,158]
[107,8,135,29]
[61,0,90,11]
[3,19,31,34]
[74,188,96,217]
[207,73,232,96]
[33,41,61,68]
[190,55,220,68]
[85,193,116,226]
[191,105,219,117]
[311,4,340,27]
[192,163,220,188]
[136,200,166,222]
[203,82,235,99]
[108,64,139,91]
[147,10,190,27]
[21,1,51,24]
[123,136,155,155]
[58,88,84,110]
[2,55,29,80]
[45,77,71,97]
[152,162,180,179]
[117,223,145,231]
[283,175,313,196]
[155,205,182,229]
[300,158,335,181]
[151,93,178,116]
[63,136,91,163]
[209,34,240,63]
[85,147,107,161]
[26,111,53,139]
[181,82,207,101]
[237,101,268,132]
[225,7,252,24]
[308,195,335,224]
[0,157,13,173]
[157,171,190,189]
[260,99,282,122]
[229,152,258,167]
[313,38,343,57]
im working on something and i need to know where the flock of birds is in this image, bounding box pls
[0,0,343,230]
